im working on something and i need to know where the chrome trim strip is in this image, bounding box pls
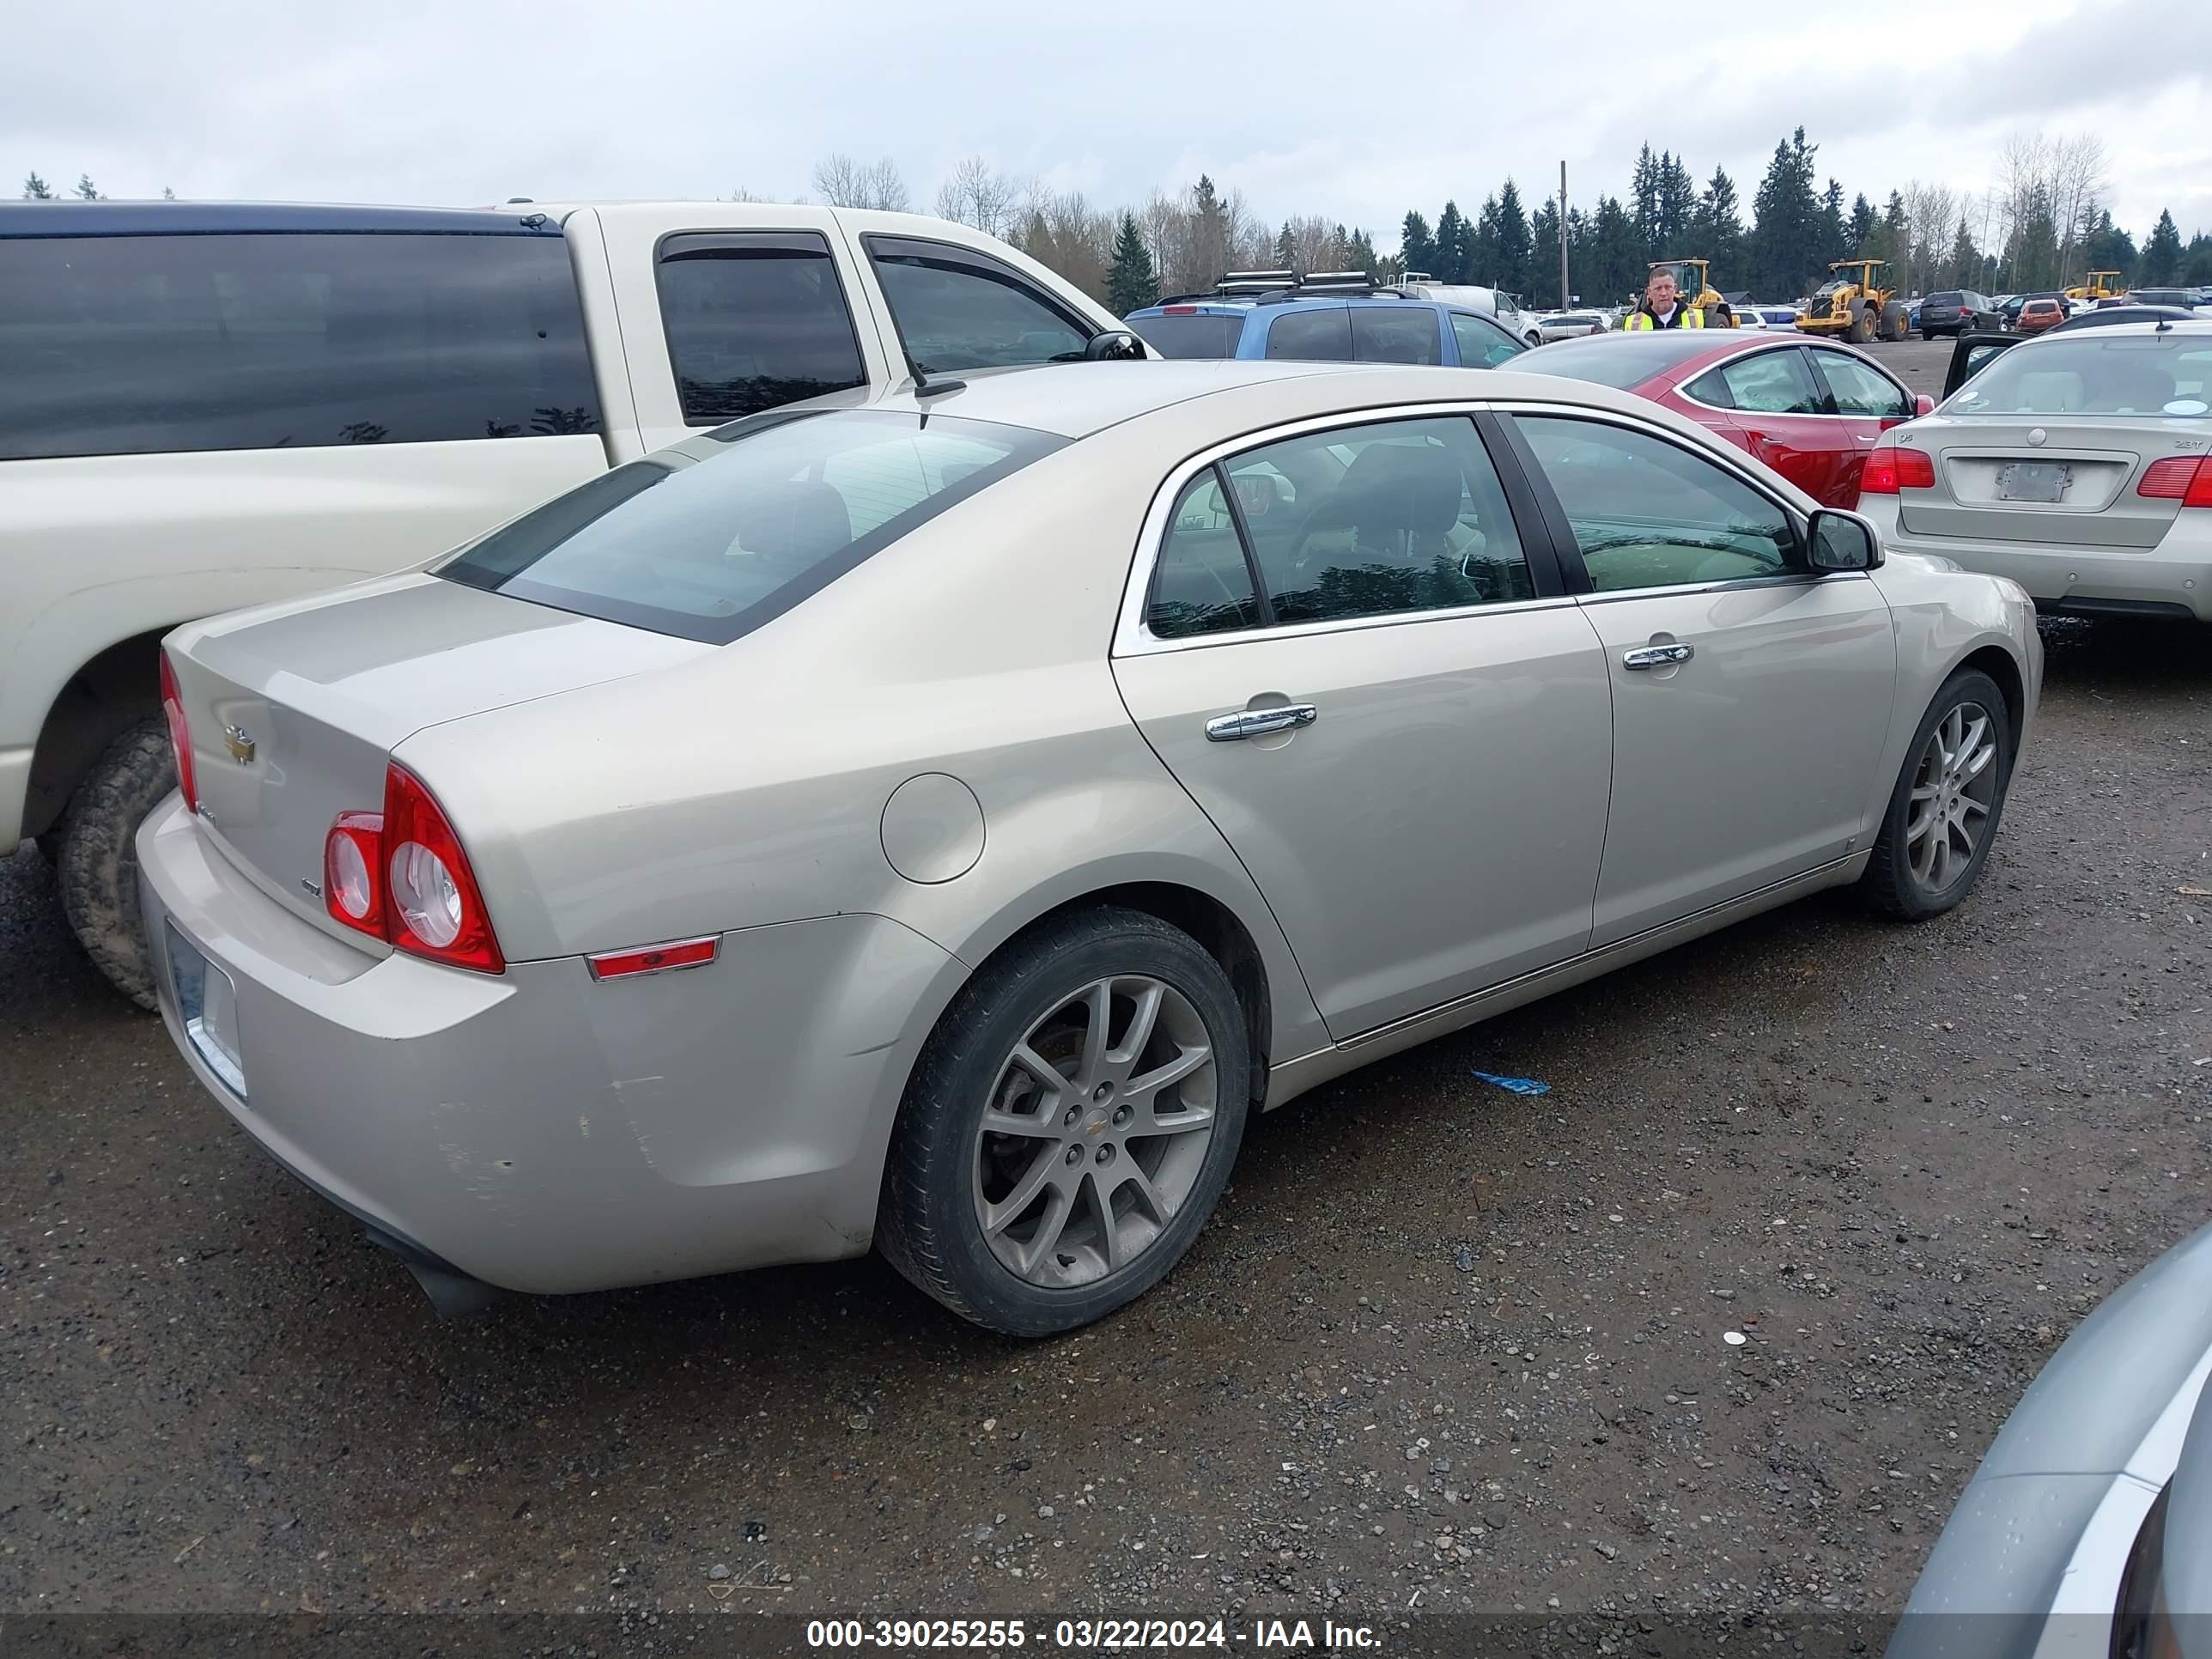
[1344,856,1856,1051]
[585,934,723,981]
[1573,570,1866,605]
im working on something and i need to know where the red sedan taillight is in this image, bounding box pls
[160,649,198,813]
[322,765,504,974]
[1860,437,1936,496]
[2137,455,2212,508]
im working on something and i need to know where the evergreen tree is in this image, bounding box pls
[1400,210,1436,277]
[161,185,176,201]
[2078,210,2136,285]
[1820,179,1847,266]
[1105,212,1160,316]
[1190,174,1231,285]
[1469,194,1502,284]
[1946,220,1979,289]
[1847,193,1875,255]
[1274,223,1297,270]
[1589,195,1641,304]
[2141,210,2184,284]
[1630,143,1662,259]
[1750,127,1822,299]
[1655,152,1697,257]
[1691,167,1744,284]
[1529,198,1563,306]
[1433,200,1469,283]
[22,171,54,200]
[1494,179,1531,296]
[2183,233,2212,288]
[74,173,100,201]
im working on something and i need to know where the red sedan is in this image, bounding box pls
[1516,331,1933,506]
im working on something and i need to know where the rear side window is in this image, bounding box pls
[656,232,867,424]
[1449,312,1524,367]
[1350,307,1442,365]
[1146,472,1261,638]
[0,231,599,460]
[437,410,1065,645]
[864,236,1091,374]
[1127,313,1245,359]
[1687,349,1825,414]
[1810,350,1913,420]
[1263,307,1353,362]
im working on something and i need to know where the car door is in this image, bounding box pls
[1110,412,1613,1040]
[1498,408,1897,945]
[1947,332,2020,398]
[1678,345,1849,502]
[1805,346,1918,502]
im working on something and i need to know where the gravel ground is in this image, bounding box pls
[3,566,2208,1633]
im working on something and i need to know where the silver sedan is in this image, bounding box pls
[140,361,2044,1335]
[1857,320,2212,622]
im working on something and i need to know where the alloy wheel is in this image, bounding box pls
[971,975,1218,1289]
[1905,701,1998,893]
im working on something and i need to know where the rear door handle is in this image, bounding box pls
[1622,644,1693,670]
[1206,703,1318,741]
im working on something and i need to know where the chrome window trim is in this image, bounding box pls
[1800,343,1916,421]
[1113,399,1554,658]
[1674,342,1832,420]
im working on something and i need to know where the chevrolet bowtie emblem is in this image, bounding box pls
[222,724,256,765]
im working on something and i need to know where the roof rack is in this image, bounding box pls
[1216,268,1298,296]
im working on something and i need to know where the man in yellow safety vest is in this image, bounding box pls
[1622,269,1705,330]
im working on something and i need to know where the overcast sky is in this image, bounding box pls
[7,0,2207,246]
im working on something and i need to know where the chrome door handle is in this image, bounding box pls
[1206,703,1318,742]
[1622,643,1694,670]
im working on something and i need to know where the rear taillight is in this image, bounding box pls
[321,765,504,974]
[2138,456,2212,507]
[324,811,385,939]
[1860,440,1935,496]
[160,649,197,813]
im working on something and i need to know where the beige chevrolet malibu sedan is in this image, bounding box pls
[140,361,2043,1335]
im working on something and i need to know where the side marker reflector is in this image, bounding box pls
[586,936,720,981]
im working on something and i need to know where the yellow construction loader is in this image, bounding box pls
[1796,259,1910,343]
[2064,270,2124,302]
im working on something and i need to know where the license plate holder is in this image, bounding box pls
[1996,461,2072,503]
[167,923,246,1097]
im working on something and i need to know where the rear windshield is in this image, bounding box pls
[1127,313,1244,359]
[437,409,1065,644]
[1927,293,1964,307]
[1944,336,2212,417]
[0,231,598,460]
[1515,331,1717,389]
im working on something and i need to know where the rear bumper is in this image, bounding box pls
[1862,505,2212,622]
[137,797,959,1297]
[0,744,29,855]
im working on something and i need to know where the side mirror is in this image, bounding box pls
[1808,508,1883,573]
[1084,330,1146,362]
[1915,392,1935,417]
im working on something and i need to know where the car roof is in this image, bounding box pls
[1128,295,1468,320]
[0,200,559,238]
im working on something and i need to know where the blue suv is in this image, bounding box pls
[1124,272,1530,369]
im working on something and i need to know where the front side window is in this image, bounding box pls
[0,231,599,460]
[1262,307,1353,362]
[1689,349,1826,414]
[1515,415,1796,592]
[438,410,1064,644]
[1350,307,1442,364]
[1206,416,1533,626]
[656,233,867,424]
[864,237,1090,374]
[1811,350,1913,420]
[1449,312,1525,368]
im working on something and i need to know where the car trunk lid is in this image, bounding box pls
[169,573,710,940]
[1895,419,2190,549]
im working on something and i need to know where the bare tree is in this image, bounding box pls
[934,155,1018,239]
[811,153,908,211]
[1011,188,1115,299]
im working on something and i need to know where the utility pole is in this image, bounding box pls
[1559,161,1571,308]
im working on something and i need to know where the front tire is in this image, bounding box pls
[877,907,1251,1336]
[1859,670,2014,921]
[56,718,174,1010]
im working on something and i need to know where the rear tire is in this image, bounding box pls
[56,718,174,1010]
[1879,301,1911,342]
[877,907,1251,1337]
[1859,670,2014,921]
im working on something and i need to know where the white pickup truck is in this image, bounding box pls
[0,198,1146,1002]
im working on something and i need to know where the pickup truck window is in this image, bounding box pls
[863,236,1091,374]
[655,232,869,425]
[0,231,599,460]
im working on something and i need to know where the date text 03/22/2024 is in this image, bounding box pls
[804,1618,1381,1650]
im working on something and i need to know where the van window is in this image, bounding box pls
[655,232,869,424]
[0,232,599,460]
